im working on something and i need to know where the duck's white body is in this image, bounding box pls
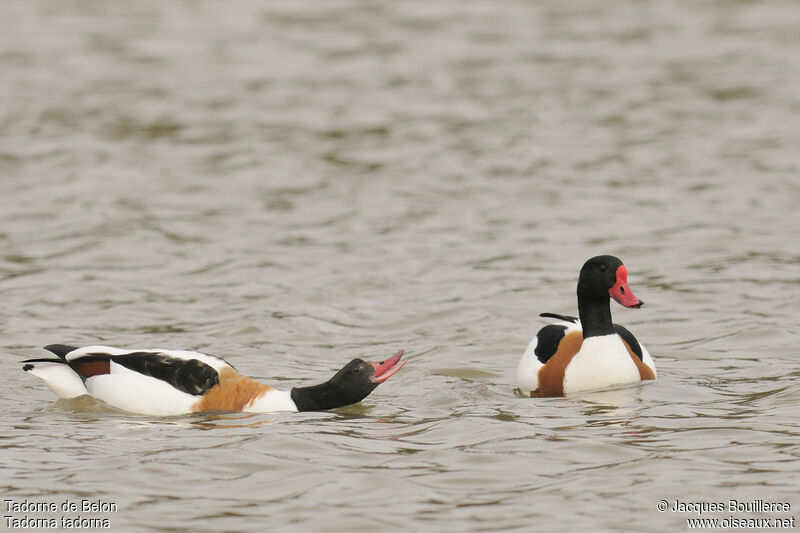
[25,345,299,416]
[516,317,656,396]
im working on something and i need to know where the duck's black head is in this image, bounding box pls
[290,350,405,412]
[578,255,643,308]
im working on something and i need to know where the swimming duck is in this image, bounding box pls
[23,345,405,416]
[516,255,656,397]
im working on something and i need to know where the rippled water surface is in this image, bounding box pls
[2,1,799,531]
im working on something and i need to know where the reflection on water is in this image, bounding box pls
[1,0,799,531]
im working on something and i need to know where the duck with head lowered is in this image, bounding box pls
[23,344,405,416]
[516,255,656,397]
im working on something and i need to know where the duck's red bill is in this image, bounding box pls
[370,350,406,383]
[609,264,644,308]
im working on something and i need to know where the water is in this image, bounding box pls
[1,1,799,531]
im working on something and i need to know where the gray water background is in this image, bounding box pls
[1,1,799,531]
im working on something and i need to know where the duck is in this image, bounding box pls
[23,344,405,416]
[516,255,656,397]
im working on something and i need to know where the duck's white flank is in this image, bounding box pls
[86,361,200,416]
[515,337,544,396]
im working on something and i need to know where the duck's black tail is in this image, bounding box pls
[43,344,79,360]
